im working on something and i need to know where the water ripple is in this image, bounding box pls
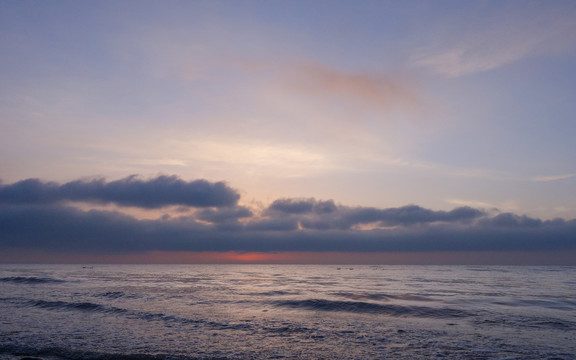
[0,276,65,284]
[272,299,471,318]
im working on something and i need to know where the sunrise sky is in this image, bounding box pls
[1,1,575,264]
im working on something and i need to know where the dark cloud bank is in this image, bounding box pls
[1,176,575,260]
[0,175,239,208]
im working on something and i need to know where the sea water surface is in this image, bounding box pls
[0,265,575,360]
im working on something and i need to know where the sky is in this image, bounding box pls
[1,0,576,264]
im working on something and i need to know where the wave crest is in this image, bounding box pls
[273,299,470,318]
[0,276,65,284]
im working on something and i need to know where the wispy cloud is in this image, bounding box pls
[532,174,576,182]
[283,62,421,115]
[175,138,333,179]
[412,3,576,77]
[445,199,518,212]
[131,159,189,167]
[445,199,496,209]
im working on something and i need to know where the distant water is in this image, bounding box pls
[0,265,575,360]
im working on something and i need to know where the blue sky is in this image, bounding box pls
[1,1,575,263]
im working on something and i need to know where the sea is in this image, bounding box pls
[0,264,574,360]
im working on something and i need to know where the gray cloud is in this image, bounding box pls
[196,206,253,224]
[268,198,337,214]
[267,201,483,230]
[478,213,543,228]
[0,180,575,257]
[0,175,240,208]
[0,203,574,254]
[291,204,484,230]
[245,217,299,232]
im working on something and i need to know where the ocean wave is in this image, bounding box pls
[0,343,216,360]
[0,276,65,284]
[331,292,391,301]
[243,290,300,297]
[530,319,576,330]
[25,299,194,325]
[332,292,436,302]
[263,324,313,334]
[24,298,258,332]
[476,316,576,331]
[272,299,470,318]
[27,300,128,315]
[95,291,126,299]
[492,298,576,311]
[93,291,141,300]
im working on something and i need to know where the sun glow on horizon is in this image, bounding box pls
[1,250,575,266]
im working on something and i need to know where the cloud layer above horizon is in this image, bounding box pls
[1,1,576,264]
[1,175,574,257]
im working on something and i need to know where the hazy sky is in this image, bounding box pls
[1,1,575,264]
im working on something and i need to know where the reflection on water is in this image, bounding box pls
[0,265,575,359]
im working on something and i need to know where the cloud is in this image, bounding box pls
[0,177,574,258]
[411,3,576,77]
[445,198,496,209]
[343,205,484,228]
[413,47,528,78]
[478,213,543,228]
[0,175,240,208]
[268,198,337,214]
[195,206,253,227]
[177,139,332,179]
[0,202,574,254]
[245,217,299,232]
[445,199,521,215]
[285,62,421,115]
[532,174,576,182]
[267,202,485,230]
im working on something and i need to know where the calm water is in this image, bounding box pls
[0,265,575,360]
